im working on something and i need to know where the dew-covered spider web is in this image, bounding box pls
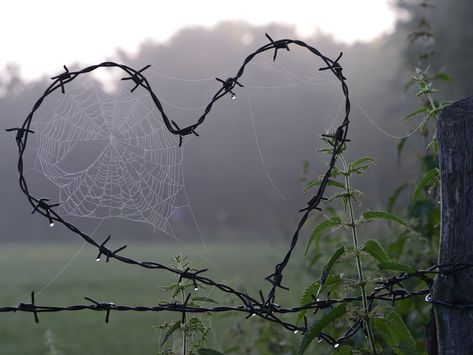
[30,78,184,235]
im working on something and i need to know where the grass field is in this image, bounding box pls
[0,240,309,355]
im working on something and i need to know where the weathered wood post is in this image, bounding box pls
[433,96,473,354]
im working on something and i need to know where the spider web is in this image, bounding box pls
[31,78,184,235]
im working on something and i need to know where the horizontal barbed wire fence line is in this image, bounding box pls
[3,34,462,347]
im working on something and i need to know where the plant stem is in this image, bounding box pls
[181,290,187,355]
[341,156,377,354]
[178,259,187,355]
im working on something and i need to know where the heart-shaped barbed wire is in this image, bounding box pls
[5,34,351,343]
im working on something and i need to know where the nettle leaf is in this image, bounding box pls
[372,307,417,355]
[360,211,408,227]
[363,240,415,273]
[198,349,224,355]
[412,168,439,205]
[350,156,376,170]
[327,190,364,205]
[298,304,347,355]
[348,156,376,175]
[363,240,390,263]
[318,247,345,297]
[298,275,341,323]
[305,217,342,255]
[160,320,181,346]
[403,106,428,121]
[378,261,415,274]
[305,178,345,192]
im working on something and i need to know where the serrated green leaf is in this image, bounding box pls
[348,157,376,175]
[403,107,428,121]
[360,211,408,227]
[363,240,390,263]
[305,178,345,192]
[372,307,417,355]
[412,168,439,205]
[305,217,342,255]
[349,156,376,170]
[298,305,347,355]
[387,183,407,212]
[318,247,345,297]
[378,261,415,273]
[198,349,224,355]
[192,297,218,304]
[297,275,341,323]
[161,320,181,346]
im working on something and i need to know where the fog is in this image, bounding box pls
[1,1,471,242]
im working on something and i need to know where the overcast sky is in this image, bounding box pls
[1,0,398,81]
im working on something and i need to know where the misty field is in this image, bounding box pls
[0,240,308,355]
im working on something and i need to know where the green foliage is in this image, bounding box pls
[412,168,439,204]
[305,217,342,255]
[298,305,347,355]
[298,275,342,323]
[372,307,417,355]
[363,240,390,263]
[359,211,409,227]
[160,321,182,347]
[156,255,212,355]
[305,178,345,192]
[363,240,416,275]
[348,156,376,175]
[319,247,345,298]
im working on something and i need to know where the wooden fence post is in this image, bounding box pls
[433,95,473,354]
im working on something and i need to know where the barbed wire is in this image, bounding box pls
[3,34,463,348]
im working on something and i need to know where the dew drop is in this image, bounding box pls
[194,287,199,291]
[231,94,236,100]
[251,313,256,317]
[334,343,340,348]
[293,330,299,334]
[96,257,101,262]
[49,222,54,227]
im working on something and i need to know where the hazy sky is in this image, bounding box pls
[2,0,397,80]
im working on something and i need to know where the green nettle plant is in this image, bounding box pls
[299,135,418,354]
[156,255,215,355]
